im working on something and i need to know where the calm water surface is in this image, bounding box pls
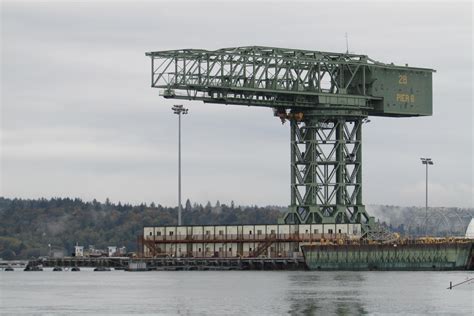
[1,269,472,315]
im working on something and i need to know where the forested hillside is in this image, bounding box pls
[367,205,473,237]
[0,197,281,259]
[0,197,472,259]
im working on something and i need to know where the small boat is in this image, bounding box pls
[5,267,14,271]
[94,267,111,271]
[71,267,80,272]
[53,267,63,271]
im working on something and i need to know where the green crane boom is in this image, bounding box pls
[146,46,435,232]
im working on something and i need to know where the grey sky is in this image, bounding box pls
[1,1,472,208]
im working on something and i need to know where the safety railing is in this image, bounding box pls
[143,233,349,243]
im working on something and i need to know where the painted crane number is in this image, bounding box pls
[396,93,415,103]
[399,75,408,85]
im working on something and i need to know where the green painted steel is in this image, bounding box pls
[146,46,434,117]
[146,46,434,232]
[283,115,373,228]
[367,67,433,116]
[302,242,473,270]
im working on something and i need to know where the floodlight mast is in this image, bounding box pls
[172,105,188,226]
[420,157,434,234]
[146,46,434,234]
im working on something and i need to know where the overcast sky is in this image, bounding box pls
[1,0,472,208]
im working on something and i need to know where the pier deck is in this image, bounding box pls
[27,256,306,271]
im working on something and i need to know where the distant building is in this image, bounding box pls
[74,245,125,257]
[108,246,117,257]
[143,223,362,258]
[52,250,65,258]
[75,246,84,257]
[117,246,127,256]
[466,218,474,238]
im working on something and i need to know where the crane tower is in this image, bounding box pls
[146,46,434,234]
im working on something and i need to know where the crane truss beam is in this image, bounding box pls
[146,46,384,109]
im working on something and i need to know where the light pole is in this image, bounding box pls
[420,157,433,235]
[172,105,188,226]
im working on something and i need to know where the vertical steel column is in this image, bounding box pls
[356,120,363,205]
[290,120,296,206]
[308,122,317,207]
[336,119,344,205]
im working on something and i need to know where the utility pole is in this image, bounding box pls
[420,157,434,235]
[172,105,188,226]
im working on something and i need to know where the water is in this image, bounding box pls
[1,269,473,315]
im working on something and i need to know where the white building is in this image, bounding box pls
[143,223,362,258]
[74,246,84,257]
[465,218,474,238]
[108,246,117,257]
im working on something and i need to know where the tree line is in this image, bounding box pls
[0,197,282,259]
[0,197,472,260]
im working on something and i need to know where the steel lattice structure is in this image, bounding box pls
[146,46,434,233]
[287,117,366,225]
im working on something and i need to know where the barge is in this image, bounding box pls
[301,240,474,271]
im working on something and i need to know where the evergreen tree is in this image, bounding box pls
[185,199,192,211]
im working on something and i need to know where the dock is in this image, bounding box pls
[26,256,306,271]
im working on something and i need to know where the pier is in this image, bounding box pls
[26,256,306,271]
